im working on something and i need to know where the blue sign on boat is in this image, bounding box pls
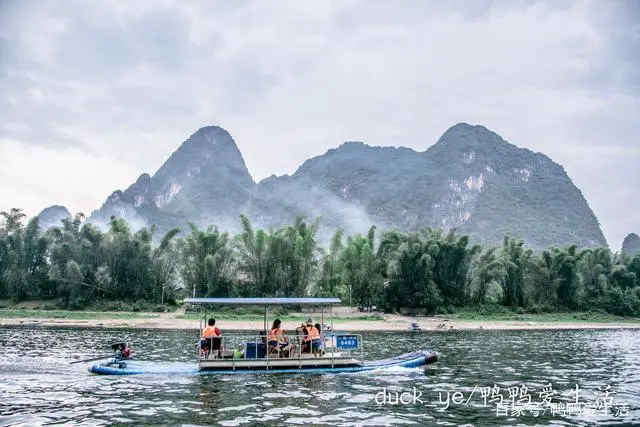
[336,335,359,350]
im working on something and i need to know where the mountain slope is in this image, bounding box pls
[423,124,605,247]
[622,233,640,254]
[37,205,72,229]
[86,123,607,248]
[87,126,255,233]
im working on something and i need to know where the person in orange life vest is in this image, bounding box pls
[268,318,293,357]
[199,318,222,354]
[202,318,221,338]
[302,317,322,356]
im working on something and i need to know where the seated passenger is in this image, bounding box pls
[199,318,222,358]
[298,324,308,352]
[202,318,222,338]
[268,319,292,357]
[121,343,134,359]
[294,325,306,356]
[112,342,133,360]
[302,318,322,357]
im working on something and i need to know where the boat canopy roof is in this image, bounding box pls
[184,297,341,306]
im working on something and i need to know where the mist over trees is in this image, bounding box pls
[1,208,639,316]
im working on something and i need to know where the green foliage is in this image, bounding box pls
[316,229,344,297]
[0,207,638,317]
[180,223,233,298]
[339,226,380,309]
[235,215,320,297]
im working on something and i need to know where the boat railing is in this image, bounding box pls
[197,333,364,367]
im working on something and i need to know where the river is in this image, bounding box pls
[0,326,638,426]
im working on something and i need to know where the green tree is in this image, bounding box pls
[384,233,442,313]
[470,247,506,304]
[181,224,234,297]
[236,214,270,295]
[317,229,344,296]
[340,226,380,309]
[500,236,531,308]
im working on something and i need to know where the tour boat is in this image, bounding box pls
[88,297,439,375]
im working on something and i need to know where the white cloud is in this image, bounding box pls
[0,137,138,217]
[0,0,638,248]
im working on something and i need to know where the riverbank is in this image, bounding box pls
[1,309,639,331]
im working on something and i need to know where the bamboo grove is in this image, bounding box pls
[1,208,639,316]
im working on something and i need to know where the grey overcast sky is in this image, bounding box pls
[0,0,638,248]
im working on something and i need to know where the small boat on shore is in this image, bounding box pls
[88,297,439,375]
[408,322,421,331]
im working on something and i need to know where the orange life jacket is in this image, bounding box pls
[202,326,220,338]
[269,327,287,343]
[304,325,320,341]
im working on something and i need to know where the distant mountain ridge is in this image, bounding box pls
[88,126,255,232]
[79,123,606,249]
[37,205,71,229]
[622,233,640,254]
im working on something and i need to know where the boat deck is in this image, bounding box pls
[199,353,362,371]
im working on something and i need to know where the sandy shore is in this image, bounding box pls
[2,314,640,331]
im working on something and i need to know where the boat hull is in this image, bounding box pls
[89,350,438,375]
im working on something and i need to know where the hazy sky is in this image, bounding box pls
[0,0,638,248]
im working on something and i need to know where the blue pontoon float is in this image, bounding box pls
[89,297,439,375]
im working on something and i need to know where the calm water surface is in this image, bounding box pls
[0,326,638,426]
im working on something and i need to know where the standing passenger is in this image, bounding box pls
[314,323,325,355]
